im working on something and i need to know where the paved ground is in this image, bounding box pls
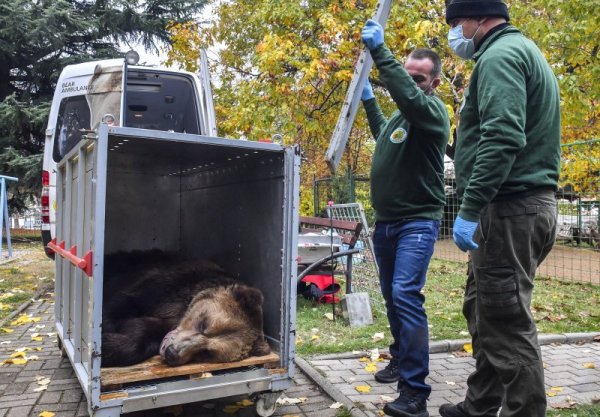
[1,293,599,417]
[306,339,600,417]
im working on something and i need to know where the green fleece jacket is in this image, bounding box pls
[456,26,561,222]
[364,45,450,222]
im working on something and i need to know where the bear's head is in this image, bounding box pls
[159,283,269,366]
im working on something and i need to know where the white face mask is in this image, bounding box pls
[448,23,480,59]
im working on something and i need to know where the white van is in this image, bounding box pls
[41,53,217,255]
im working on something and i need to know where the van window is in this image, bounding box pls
[53,96,92,162]
[124,72,200,134]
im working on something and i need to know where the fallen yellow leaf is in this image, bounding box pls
[463,343,473,353]
[10,314,40,326]
[547,386,563,397]
[310,335,319,341]
[10,351,27,358]
[3,358,28,365]
[237,399,253,407]
[583,363,595,369]
[358,357,369,362]
[355,385,371,393]
[0,327,14,333]
[365,363,377,373]
[31,336,43,342]
[222,405,240,414]
[39,412,55,417]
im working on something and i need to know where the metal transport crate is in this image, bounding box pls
[49,125,300,417]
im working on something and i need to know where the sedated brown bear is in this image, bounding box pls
[101,251,271,367]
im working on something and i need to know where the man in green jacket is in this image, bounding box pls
[440,1,561,417]
[361,19,450,417]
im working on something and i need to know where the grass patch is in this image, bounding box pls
[334,407,353,417]
[0,241,54,321]
[296,258,600,356]
[547,404,600,416]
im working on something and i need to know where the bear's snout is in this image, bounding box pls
[163,345,181,366]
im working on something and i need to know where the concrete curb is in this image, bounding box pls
[307,332,600,361]
[294,356,371,417]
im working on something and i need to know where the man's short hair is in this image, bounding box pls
[409,48,442,78]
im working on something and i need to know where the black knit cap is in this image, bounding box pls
[445,0,510,23]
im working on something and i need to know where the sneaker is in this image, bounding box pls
[383,390,428,417]
[439,403,468,417]
[375,359,401,383]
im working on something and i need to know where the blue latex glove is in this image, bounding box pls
[362,80,375,101]
[361,19,384,50]
[453,216,479,252]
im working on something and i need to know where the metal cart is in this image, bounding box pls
[49,125,300,417]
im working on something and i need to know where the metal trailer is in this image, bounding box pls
[49,124,300,417]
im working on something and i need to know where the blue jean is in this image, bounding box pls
[373,219,439,397]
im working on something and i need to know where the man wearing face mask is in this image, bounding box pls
[360,19,450,417]
[440,1,560,417]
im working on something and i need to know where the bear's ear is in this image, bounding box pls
[232,285,264,310]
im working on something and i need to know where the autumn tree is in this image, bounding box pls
[166,0,599,210]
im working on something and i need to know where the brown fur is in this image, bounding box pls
[101,251,269,367]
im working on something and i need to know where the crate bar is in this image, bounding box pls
[324,0,392,173]
[54,158,64,342]
[275,145,301,390]
[104,126,288,151]
[72,146,86,364]
[90,123,109,409]
[121,371,271,413]
[63,158,74,340]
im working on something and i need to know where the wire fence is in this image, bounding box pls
[327,203,386,315]
[436,140,600,285]
[322,140,599,292]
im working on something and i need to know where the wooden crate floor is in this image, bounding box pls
[101,352,280,387]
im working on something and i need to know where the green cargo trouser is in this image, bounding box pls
[461,189,557,417]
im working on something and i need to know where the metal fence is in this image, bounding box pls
[435,141,600,285]
[327,203,386,314]
[315,145,598,329]
[313,175,374,222]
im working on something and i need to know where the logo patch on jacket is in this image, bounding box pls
[389,127,407,144]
